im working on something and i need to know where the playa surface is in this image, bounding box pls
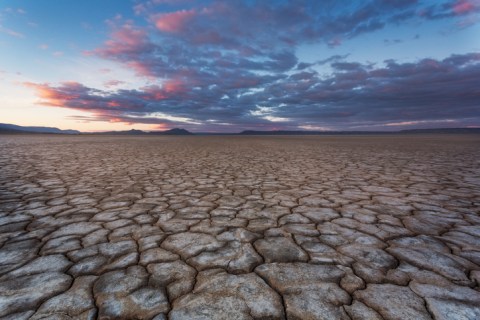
[0,134,479,319]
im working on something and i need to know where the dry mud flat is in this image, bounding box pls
[0,134,479,320]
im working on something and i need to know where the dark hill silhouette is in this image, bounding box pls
[239,128,480,135]
[0,123,80,134]
[157,128,193,135]
[1,122,478,135]
[92,128,194,135]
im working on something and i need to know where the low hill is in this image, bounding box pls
[240,130,386,135]
[0,123,80,134]
[399,128,480,134]
[153,128,193,135]
[240,128,480,135]
[92,128,193,135]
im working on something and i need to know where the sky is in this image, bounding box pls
[0,0,479,132]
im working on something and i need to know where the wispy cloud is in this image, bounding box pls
[0,24,24,38]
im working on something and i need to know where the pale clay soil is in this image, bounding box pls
[0,134,479,320]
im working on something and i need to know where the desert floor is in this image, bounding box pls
[0,134,479,320]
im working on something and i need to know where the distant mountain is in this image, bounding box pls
[0,127,30,134]
[0,124,194,135]
[92,128,193,135]
[94,129,147,135]
[399,128,480,134]
[155,128,193,135]
[0,123,80,134]
[240,130,388,135]
[1,122,478,136]
[240,128,480,135]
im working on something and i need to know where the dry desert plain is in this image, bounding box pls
[0,134,479,320]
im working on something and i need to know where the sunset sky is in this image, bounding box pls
[0,0,479,132]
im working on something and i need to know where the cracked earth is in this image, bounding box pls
[0,135,479,320]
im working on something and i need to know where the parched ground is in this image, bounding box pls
[0,134,479,320]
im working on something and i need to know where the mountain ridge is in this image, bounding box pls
[91,128,193,135]
[0,123,194,135]
[238,128,480,135]
[0,123,81,134]
[1,123,479,135]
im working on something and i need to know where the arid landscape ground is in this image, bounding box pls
[0,134,479,320]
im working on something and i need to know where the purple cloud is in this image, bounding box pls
[25,52,480,131]
[21,1,480,131]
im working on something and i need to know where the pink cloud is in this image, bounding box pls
[141,85,167,100]
[453,0,480,14]
[0,25,24,38]
[126,61,156,78]
[23,81,84,107]
[104,80,125,88]
[107,101,121,107]
[22,81,187,129]
[23,82,139,124]
[140,79,186,100]
[110,25,148,51]
[163,79,186,93]
[92,23,152,57]
[154,9,196,33]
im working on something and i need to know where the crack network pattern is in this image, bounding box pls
[0,135,479,320]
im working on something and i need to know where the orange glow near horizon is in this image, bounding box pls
[0,82,165,132]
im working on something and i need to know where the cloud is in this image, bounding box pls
[19,1,480,131]
[104,80,125,88]
[453,0,480,14]
[92,21,153,58]
[153,9,197,32]
[90,0,477,87]
[419,0,480,19]
[0,24,24,38]
[25,52,480,131]
[384,119,457,126]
